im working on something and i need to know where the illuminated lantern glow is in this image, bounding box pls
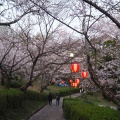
[71,62,80,73]
[52,80,55,83]
[74,83,77,88]
[72,82,77,88]
[71,83,73,87]
[72,82,75,87]
[61,81,64,84]
[81,70,88,78]
[75,78,80,84]
[69,79,73,83]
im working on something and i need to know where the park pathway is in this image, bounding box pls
[27,93,80,120]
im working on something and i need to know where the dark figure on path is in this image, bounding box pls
[56,92,60,105]
[48,92,53,105]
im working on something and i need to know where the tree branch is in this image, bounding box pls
[83,0,120,28]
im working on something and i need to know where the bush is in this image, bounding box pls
[0,90,7,111]
[0,89,24,110]
[57,88,79,97]
[24,90,47,101]
[9,81,22,88]
[63,98,120,120]
[87,91,93,96]
[6,89,24,108]
[0,88,47,111]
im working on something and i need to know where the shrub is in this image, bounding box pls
[57,88,79,97]
[0,90,7,111]
[9,81,22,88]
[0,88,48,112]
[63,98,120,120]
[24,90,47,101]
[0,89,24,110]
[87,91,93,96]
[6,89,24,108]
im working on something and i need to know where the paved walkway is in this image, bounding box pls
[28,93,80,120]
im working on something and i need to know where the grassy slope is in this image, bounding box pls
[78,93,118,109]
[43,85,70,94]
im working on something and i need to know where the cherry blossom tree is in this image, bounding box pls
[0,28,29,87]
[16,14,83,91]
[0,0,120,105]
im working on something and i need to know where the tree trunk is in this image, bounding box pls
[1,74,5,85]
[40,83,49,93]
[20,80,33,91]
[6,76,11,88]
[87,55,120,107]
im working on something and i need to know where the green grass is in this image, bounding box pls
[27,85,70,94]
[78,93,118,109]
[63,98,120,120]
[0,100,46,120]
[44,85,70,94]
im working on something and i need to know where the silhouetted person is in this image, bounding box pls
[48,92,53,105]
[56,92,60,105]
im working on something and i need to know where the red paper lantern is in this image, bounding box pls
[81,70,88,78]
[75,78,80,84]
[72,83,74,87]
[74,83,77,88]
[69,79,73,83]
[72,82,75,87]
[72,82,77,88]
[72,83,75,87]
[71,62,80,73]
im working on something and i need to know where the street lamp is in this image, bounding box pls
[70,53,74,58]
[69,53,74,98]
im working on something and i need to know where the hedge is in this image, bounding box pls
[24,90,47,101]
[0,88,47,112]
[53,87,79,98]
[0,87,79,112]
[63,98,120,120]
[9,81,22,88]
[0,89,24,110]
[0,87,79,111]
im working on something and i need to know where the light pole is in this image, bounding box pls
[69,53,74,98]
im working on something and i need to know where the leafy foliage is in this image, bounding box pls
[63,98,120,120]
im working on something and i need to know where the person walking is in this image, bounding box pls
[48,92,53,105]
[56,92,60,105]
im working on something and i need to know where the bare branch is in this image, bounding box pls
[83,0,120,28]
